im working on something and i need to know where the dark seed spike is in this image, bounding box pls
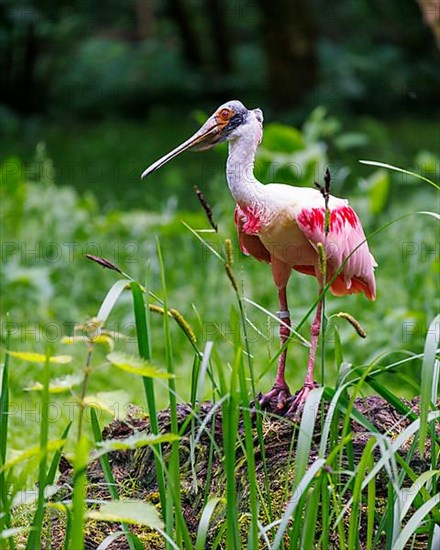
[193,185,218,232]
[324,168,331,194]
[85,254,123,274]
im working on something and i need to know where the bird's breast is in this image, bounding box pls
[257,211,316,267]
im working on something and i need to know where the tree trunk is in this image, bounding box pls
[134,0,156,40]
[206,0,233,75]
[165,0,206,67]
[256,0,317,111]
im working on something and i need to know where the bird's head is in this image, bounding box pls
[141,100,263,179]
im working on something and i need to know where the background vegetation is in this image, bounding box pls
[0,0,439,548]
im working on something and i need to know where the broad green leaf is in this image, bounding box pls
[6,351,72,364]
[261,123,305,153]
[0,439,65,473]
[25,374,82,393]
[367,169,390,214]
[88,500,163,530]
[62,334,115,350]
[84,390,130,419]
[107,352,172,378]
[334,132,369,150]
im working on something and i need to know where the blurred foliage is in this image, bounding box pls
[0,0,438,119]
[1,115,438,406]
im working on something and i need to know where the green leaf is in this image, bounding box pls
[25,374,82,393]
[367,169,390,215]
[334,132,369,150]
[419,314,440,453]
[83,391,130,417]
[6,351,72,364]
[261,123,305,153]
[88,500,163,530]
[0,440,65,473]
[107,352,172,379]
[95,432,179,458]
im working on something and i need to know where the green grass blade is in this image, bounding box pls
[398,470,440,523]
[293,387,324,487]
[70,435,89,550]
[366,449,375,550]
[130,281,166,518]
[90,408,143,550]
[320,474,330,550]
[195,497,224,550]
[360,373,418,423]
[223,349,241,549]
[237,351,258,550]
[359,160,440,190]
[0,334,13,547]
[156,239,193,550]
[196,341,215,405]
[348,438,376,549]
[391,494,440,550]
[336,410,440,526]
[0,347,9,466]
[25,354,50,550]
[301,480,320,549]
[288,388,324,549]
[271,458,325,549]
[97,279,129,323]
[45,421,72,485]
[131,281,151,361]
[419,314,439,453]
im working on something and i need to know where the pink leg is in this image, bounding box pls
[287,282,323,413]
[260,286,292,409]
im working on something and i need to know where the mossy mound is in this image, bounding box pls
[29,397,437,548]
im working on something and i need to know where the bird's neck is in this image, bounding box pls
[226,134,263,206]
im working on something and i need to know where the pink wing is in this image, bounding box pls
[296,205,377,300]
[234,205,270,263]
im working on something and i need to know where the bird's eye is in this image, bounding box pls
[219,109,231,121]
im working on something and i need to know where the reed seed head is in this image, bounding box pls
[336,311,367,338]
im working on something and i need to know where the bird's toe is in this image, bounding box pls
[285,381,319,417]
[258,384,291,413]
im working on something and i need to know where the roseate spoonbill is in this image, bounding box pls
[141,100,377,413]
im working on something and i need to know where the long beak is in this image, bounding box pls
[141,115,225,179]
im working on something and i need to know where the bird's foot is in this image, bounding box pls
[258,383,291,412]
[286,381,319,417]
